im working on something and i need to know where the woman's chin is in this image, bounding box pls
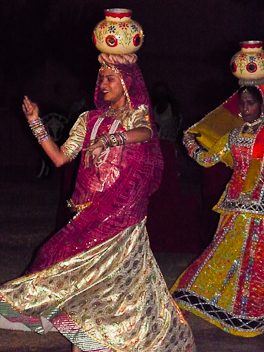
[102,92,110,100]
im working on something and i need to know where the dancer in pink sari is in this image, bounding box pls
[0,51,195,352]
[27,55,164,273]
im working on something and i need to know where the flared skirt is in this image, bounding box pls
[0,219,194,351]
[171,212,264,337]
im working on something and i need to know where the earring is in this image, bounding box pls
[261,111,264,118]
[238,112,242,118]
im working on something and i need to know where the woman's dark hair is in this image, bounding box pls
[237,85,263,104]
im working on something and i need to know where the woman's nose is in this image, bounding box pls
[243,104,248,112]
[101,78,107,87]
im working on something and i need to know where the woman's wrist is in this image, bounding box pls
[98,132,127,148]
[28,117,50,144]
[27,115,39,123]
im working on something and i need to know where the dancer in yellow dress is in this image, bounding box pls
[171,84,264,337]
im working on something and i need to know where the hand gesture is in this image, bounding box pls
[84,140,104,168]
[22,96,40,122]
[183,131,201,139]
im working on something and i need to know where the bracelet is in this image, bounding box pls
[183,133,197,150]
[29,117,50,144]
[99,134,111,149]
[109,134,118,147]
[191,146,202,160]
[120,131,127,144]
[99,131,127,148]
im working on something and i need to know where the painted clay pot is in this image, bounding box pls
[230,41,264,82]
[93,8,144,55]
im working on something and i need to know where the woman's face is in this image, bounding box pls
[99,68,126,108]
[238,91,262,123]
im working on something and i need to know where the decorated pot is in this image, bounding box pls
[93,8,144,55]
[230,41,264,82]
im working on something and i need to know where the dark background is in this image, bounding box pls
[1,0,264,165]
[1,0,264,252]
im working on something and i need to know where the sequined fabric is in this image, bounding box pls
[186,90,243,167]
[101,104,152,133]
[0,220,194,351]
[171,120,264,337]
[60,111,88,160]
[185,123,264,216]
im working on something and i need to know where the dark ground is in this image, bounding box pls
[0,166,263,351]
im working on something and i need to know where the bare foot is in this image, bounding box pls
[72,345,82,352]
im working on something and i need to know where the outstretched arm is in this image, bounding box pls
[22,96,70,167]
[183,131,230,168]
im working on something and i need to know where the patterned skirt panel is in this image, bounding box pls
[171,213,264,337]
[0,220,194,352]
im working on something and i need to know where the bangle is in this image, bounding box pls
[29,117,50,144]
[120,131,127,145]
[109,134,119,147]
[99,134,111,149]
[109,132,127,146]
[98,132,127,148]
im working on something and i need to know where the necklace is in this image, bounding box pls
[244,117,263,127]
[104,104,129,119]
[243,117,263,135]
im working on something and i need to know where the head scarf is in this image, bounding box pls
[94,53,158,139]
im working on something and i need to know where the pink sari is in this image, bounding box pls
[29,61,163,272]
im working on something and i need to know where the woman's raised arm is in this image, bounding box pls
[22,96,70,167]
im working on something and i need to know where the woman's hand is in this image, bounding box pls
[84,140,104,168]
[22,96,39,122]
[184,131,201,139]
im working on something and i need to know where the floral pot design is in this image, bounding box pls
[230,41,264,82]
[93,8,144,55]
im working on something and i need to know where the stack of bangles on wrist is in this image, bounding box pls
[29,117,50,144]
[183,133,199,155]
[99,131,127,148]
[191,146,203,159]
